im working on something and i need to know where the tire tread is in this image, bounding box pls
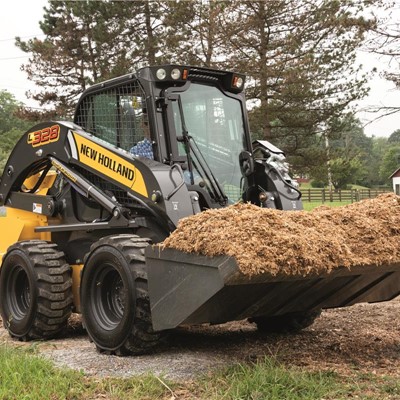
[84,234,162,355]
[0,240,73,341]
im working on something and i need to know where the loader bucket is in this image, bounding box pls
[145,246,400,332]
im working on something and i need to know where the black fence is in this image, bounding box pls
[300,188,392,203]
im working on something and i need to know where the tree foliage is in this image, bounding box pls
[380,145,400,183]
[16,1,167,117]
[18,1,378,122]
[0,91,30,133]
[388,128,400,144]
[162,1,225,66]
[13,0,388,186]
[369,1,400,87]
[328,157,364,189]
[219,0,377,143]
[365,0,400,119]
[307,114,375,189]
[0,91,34,173]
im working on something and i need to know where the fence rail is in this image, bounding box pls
[300,188,391,203]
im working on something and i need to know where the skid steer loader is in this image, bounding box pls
[0,65,398,356]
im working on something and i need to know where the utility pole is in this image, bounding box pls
[324,131,334,201]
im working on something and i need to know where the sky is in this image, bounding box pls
[0,0,48,107]
[0,0,399,138]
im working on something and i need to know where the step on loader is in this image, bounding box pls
[0,65,398,355]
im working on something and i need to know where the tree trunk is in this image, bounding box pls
[257,1,272,140]
[144,0,156,65]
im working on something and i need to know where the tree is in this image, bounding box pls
[379,145,400,184]
[218,0,377,144]
[367,136,389,186]
[162,1,226,67]
[0,91,29,133]
[369,1,400,85]
[15,0,383,185]
[329,157,365,189]
[0,124,30,175]
[307,114,372,189]
[0,91,34,173]
[16,1,167,117]
[365,0,400,118]
[388,128,400,144]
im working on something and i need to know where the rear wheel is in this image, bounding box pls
[0,241,73,340]
[250,310,321,334]
[81,234,162,355]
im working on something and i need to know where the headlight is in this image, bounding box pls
[156,68,167,80]
[171,68,181,80]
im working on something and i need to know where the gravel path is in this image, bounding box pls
[1,298,400,381]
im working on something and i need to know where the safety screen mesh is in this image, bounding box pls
[74,81,149,152]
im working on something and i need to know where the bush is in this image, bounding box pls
[310,180,325,188]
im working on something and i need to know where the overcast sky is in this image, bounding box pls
[0,0,399,138]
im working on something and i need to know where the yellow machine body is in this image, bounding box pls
[0,172,83,311]
[0,208,50,264]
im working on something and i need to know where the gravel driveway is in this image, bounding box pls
[1,298,399,381]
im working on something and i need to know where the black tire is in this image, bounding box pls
[250,309,321,334]
[81,234,162,355]
[0,241,73,341]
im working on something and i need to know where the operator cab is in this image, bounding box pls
[74,65,251,209]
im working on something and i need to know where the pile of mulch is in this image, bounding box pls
[162,193,400,277]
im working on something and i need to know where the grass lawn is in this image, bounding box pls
[302,200,352,211]
[1,344,400,399]
[298,182,370,191]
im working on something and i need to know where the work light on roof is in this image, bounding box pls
[233,76,244,89]
[156,68,167,80]
[171,68,181,80]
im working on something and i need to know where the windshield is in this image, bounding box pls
[172,84,247,203]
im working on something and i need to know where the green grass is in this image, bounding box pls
[198,358,342,400]
[1,345,400,399]
[341,372,400,400]
[302,200,352,211]
[298,182,370,190]
[0,345,171,400]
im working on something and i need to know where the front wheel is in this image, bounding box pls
[81,234,162,355]
[250,310,321,334]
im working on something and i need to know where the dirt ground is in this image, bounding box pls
[1,298,399,381]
